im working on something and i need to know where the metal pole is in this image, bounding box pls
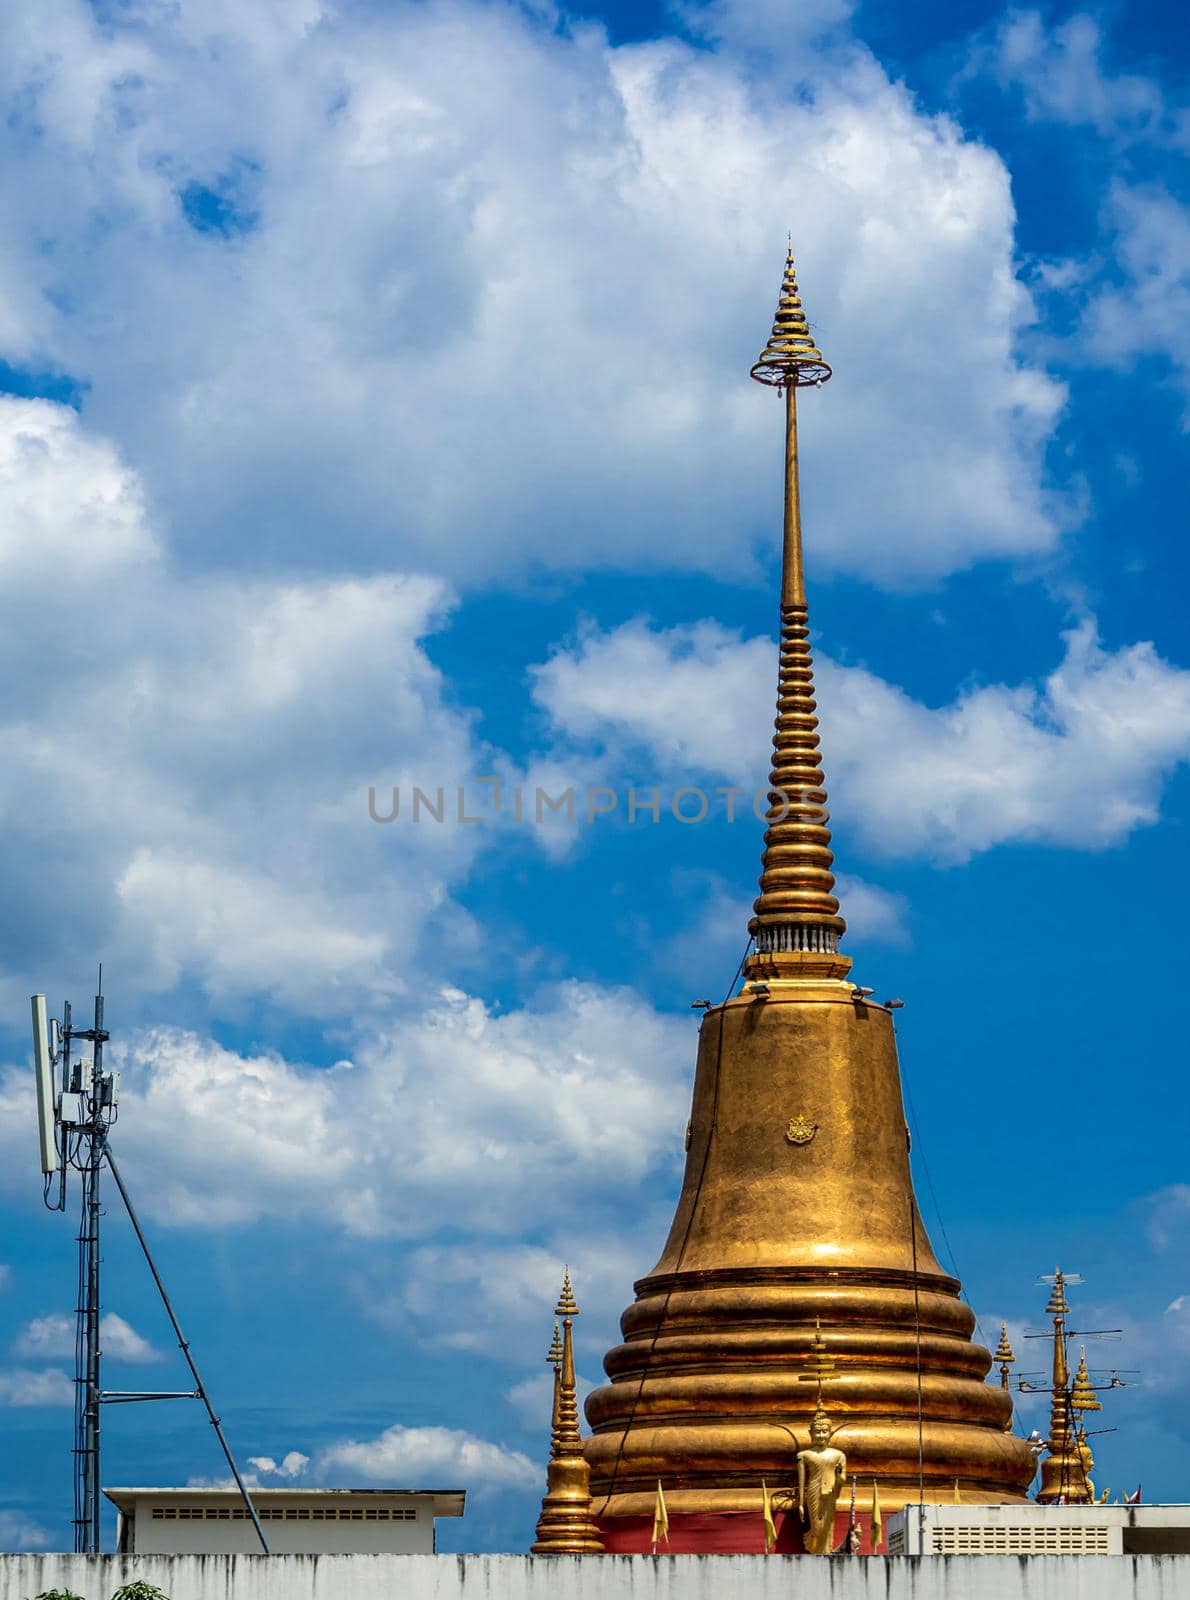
[85,984,105,1554]
[74,1121,103,1552]
[101,1143,270,1554]
[85,1128,102,1553]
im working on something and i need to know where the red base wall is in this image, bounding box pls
[596,1508,887,1555]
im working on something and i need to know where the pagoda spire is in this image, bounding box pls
[1038,1268,1092,1504]
[531,1271,604,1555]
[746,246,847,980]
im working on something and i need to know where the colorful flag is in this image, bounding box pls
[1124,1486,1142,1504]
[870,1478,882,1552]
[762,1480,777,1553]
[652,1481,669,1550]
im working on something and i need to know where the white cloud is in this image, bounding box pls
[0,1509,52,1550]
[379,1231,663,1362]
[0,396,484,1021]
[101,1312,162,1364]
[248,1451,310,1481]
[834,874,909,947]
[0,0,1064,588]
[13,1314,72,1359]
[817,620,1190,859]
[1082,184,1190,413]
[986,11,1169,143]
[0,982,690,1235]
[15,1310,159,1363]
[0,1367,73,1406]
[533,615,1190,862]
[0,398,155,580]
[318,1422,537,1491]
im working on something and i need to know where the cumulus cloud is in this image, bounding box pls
[318,1422,537,1491]
[0,982,689,1234]
[101,1313,163,1364]
[0,396,484,1021]
[533,615,1190,861]
[1082,184,1190,413]
[371,1229,670,1365]
[985,11,1170,143]
[15,1310,159,1363]
[248,1451,310,1481]
[0,0,1063,588]
[0,398,155,579]
[0,1368,73,1406]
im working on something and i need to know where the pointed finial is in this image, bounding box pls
[547,1320,563,1369]
[531,1269,604,1555]
[1071,1348,1101,1415]
[742,240,847,981]
[556,1267,579,1318]
[995,1321,1015,1392]
[1046,1269,1070,1318]
[751,245,831,389]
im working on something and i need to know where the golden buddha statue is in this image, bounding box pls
[797,1409,847,1554]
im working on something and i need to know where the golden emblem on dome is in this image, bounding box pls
[785,1114,817,1146]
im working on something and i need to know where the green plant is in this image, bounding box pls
[111,1586,171,1600]
[29,1591,87,1599]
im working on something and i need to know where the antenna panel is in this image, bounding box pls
[30,995,58,1174]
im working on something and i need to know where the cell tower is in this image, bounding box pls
[31,977,269,1555]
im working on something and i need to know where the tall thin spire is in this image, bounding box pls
[747,245,846,979]
[532,1272,604,1555]
[995,1322,1016,1391]
[1038,1268,1091,1504]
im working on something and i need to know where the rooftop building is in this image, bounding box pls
[104,1487,465,1556]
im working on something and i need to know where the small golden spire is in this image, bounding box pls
[1045,1268,1070,1319]
[548,1320,563,1370]
[745,244,847,982]
[1071,1348,1101,1415]
[995,1322,1015,1390]
[750,244,832,389]
[531,1272,604,1555]
[556,1267,578,1318]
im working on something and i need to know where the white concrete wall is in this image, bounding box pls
[1,1553,1188,1600]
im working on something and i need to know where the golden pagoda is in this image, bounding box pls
[581,246,1035,1548]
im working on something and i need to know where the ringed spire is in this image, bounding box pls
[746,244,846,980]
[750,243,832,388]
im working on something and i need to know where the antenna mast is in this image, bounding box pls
[31,978,269,1555]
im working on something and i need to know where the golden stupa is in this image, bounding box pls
[581,247,1035,1539]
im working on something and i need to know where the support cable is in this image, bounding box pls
[101,1142,270,1555]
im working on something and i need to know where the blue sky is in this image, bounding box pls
[0,0,1187,1555]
